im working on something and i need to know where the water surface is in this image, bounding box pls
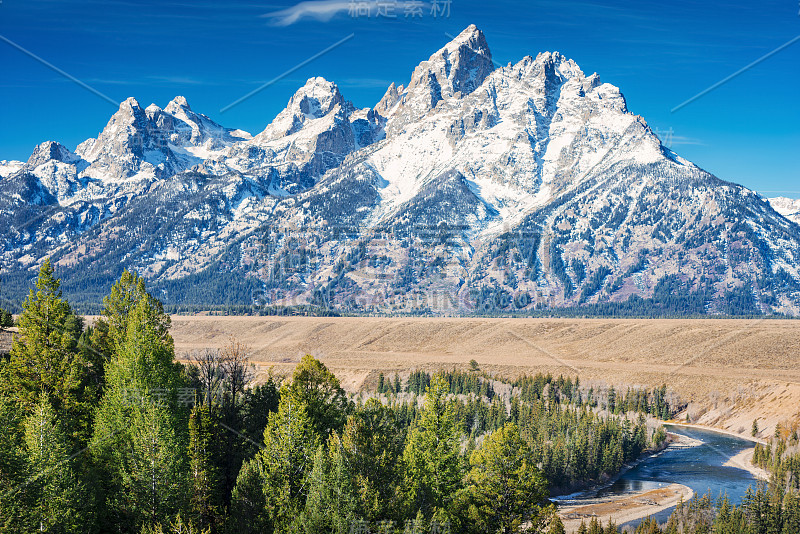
[557,424,760,526]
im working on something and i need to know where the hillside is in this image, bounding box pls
[169,315,800,439]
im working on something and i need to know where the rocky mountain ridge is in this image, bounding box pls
[2,25,799,315]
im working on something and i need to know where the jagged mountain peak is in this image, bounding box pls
[25,141,79,168]
[403,25,495,108]
[288,77,344,118]
[118,96,144,114]
[442,24,490,57]
[145,103,163,118]
[375,82,401,116]
[256,77,348,142]
[4,25,800,316]
[165,95,191,113]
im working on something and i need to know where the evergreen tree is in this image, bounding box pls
[122,402,188,530]
[6,259,92,443]
[783,490,800,534]
[188,404,223,532]
[465,422,548,534]
[402,375,462,520]
[377,372,386,394]
[227,458,270,534]
[302,438,359,534]
[100,270,172,353]
[0,397,30,531]
[341,398,404,522]
[393,373,402,395]
[547,514,566,534]
[20,398,89,533]
[230,391,320,531]
[91,290,188,532]
[0,309,12,329]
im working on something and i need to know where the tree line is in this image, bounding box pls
[0,260,670,533]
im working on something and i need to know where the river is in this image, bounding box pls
[556,424,760,527]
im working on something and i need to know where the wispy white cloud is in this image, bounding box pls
[263,1,354,26]
[263,0,429,26]
[87,75,219,86]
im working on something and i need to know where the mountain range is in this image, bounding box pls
[2,25,799,316]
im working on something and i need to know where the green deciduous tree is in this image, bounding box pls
[287,355,350,437]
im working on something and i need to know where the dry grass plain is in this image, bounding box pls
[169,316,800,438]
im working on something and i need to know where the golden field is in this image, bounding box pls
[169,316,800,439]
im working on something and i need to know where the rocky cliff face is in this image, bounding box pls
[2,25,799,315]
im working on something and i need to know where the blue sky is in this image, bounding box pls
[1,0,798,197]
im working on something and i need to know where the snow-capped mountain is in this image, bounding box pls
[768,197,800,225]
[2,25,800,315]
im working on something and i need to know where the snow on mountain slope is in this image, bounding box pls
[1,25,799,315]
[75,95,250,185]
[769,197,800,225]
[0,160,25,179]
[198,77,384,195]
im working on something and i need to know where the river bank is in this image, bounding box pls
[553,424,765,532]
[665,422,767,445]
[558,483,693,533]
[553,431,692,531]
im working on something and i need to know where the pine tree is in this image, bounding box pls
[100,270,172,353]
[547,514,566,534]
[230,391,321,531]
[393,373,402,395]
[465,422,548,534]
[0,309,12,329]
[188,404,222,531]
[91,287,188,532]
[0,396,29,531]
[783,490,800,534]
[20,398,89,533]
[6,259,91,443]
[121,402,188,529]
[341,398,404,522]
[377,372,386,394]
[227,457,270,534]
[302,438,359,534]
[402,375,462,520]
